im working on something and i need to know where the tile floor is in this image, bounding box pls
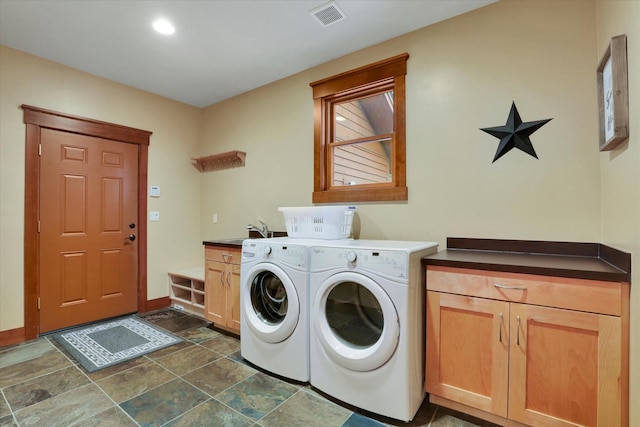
[0,309,499,427]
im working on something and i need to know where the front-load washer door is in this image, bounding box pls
[243,263,300,343]
[313,272,399,372]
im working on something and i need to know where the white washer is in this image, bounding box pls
[240,237,352,382]
[240,238,310,381]
[309,240,438,421]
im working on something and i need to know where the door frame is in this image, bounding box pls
[22,105,152,340]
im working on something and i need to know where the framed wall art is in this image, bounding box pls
[596,34,628,151]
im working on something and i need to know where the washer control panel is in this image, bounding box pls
[243,240,307,268]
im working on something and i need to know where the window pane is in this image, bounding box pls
[334,90,394,142]
[332,137,392,186]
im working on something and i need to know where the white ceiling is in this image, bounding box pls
[0,0,495,108]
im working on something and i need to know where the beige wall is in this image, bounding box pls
[0,45,204,331]
[201,0,601,242]
[596,1,640,426]
[199,0,637,422]
[1,0,637,422]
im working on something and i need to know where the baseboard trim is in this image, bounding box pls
[142,296,171,313]
[0,327,27,348]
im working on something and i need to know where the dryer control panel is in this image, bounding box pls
[311,246,409,279]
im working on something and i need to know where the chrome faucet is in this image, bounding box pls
[247,220,270,238]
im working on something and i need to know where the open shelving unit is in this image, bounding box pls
[168,267,205,317]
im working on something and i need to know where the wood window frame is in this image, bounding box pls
[310,53,408,203]
[21,105,152,340]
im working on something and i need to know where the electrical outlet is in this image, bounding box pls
[213,213,218,223]
[149,211,160,221]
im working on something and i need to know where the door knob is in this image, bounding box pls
[128,234,136,241]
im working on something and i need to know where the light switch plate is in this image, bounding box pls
[149,211,160,221]
[150,186,160,197]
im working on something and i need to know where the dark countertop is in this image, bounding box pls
[203,239,245,248]
[203,231,288,248]
[423,237,631,283]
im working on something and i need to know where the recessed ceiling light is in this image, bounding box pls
[153,18,175,35]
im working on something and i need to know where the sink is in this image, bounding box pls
[248,230,288,239]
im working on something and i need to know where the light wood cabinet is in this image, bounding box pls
[205,246,241,334]
[426,265,629,427]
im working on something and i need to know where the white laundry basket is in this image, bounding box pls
[278,206,356,239]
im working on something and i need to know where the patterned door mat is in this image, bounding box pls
[51,315,182,372]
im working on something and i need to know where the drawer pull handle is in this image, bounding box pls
[499,312,503,342]
[493,283,527,291]
[516,315,521,346]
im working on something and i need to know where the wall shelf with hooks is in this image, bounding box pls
[192,150,246,172]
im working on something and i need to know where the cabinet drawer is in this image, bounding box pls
[426,266,622,316]
[205,247,241,264]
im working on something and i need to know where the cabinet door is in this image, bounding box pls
[509,303,622,427]
[226,263,241,333]
[205,260,226,325]
[426,291,510,417]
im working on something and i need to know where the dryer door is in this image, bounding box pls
[313,271,399,372]
[242,263,300,343]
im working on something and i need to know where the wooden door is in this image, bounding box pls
[426,291,509,417]
[39,129,139,332]
[205,260,226,325]
[509,303,622,427]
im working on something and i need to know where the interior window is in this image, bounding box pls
[310,53,408,203]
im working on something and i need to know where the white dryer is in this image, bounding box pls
[309,240,438,421]
[240,238,310,382]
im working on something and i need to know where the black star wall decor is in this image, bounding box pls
[480,102,552,163]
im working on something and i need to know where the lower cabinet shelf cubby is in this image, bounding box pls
[168,267,205,317]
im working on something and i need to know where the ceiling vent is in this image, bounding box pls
[310,1,347,27]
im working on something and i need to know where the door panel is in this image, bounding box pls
[228,264,241,331]
[426,291,509,417]
[60,251,87,305]
[205,260,226,325]
[40,128,139,332]
[509,303,622,427]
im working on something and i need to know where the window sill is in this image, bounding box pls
[312,186,408,203]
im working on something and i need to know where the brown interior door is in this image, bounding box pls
[39,128,139,332]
